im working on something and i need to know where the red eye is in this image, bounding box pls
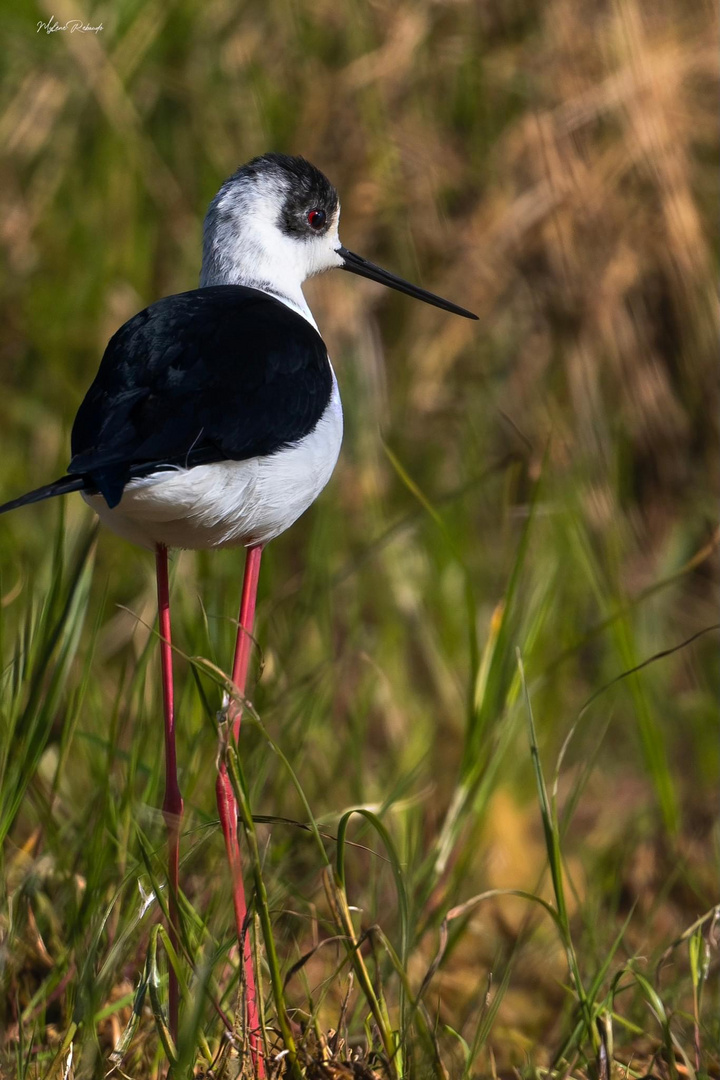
[307,208,326,230]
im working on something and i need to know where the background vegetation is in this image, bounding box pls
[0,0,717,1076]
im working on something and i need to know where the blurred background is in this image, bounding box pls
[0,0,717,1075]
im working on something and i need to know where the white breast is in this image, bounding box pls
[83,373,343,551]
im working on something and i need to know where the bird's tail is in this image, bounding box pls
[0,475,87,517]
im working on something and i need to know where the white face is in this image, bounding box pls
[244,181,343,280]
[199,153,478,323]
[200,165,344,301]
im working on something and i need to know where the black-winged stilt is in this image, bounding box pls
[0,153,476,1060]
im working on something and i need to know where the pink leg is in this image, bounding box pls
[215,543,264,1075]
[156,543,184,1045]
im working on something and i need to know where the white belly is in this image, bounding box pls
[83,376,343,551]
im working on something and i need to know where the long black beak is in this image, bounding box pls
[338,246,478,320]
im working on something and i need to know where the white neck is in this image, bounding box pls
[201,260,317,329]
[199,189,320,328]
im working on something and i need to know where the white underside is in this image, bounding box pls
[83,373,343,550]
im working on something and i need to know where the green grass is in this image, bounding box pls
[0,0,718,1076]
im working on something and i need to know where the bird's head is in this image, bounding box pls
[201,153,477,321]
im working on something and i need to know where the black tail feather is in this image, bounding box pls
[0,475,87,517]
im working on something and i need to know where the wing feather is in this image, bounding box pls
[69,286,332,507]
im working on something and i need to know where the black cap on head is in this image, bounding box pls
[234,153,339,238]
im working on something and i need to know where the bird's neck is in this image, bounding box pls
[199,232,318,329]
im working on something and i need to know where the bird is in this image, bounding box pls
[0,153,477,1062]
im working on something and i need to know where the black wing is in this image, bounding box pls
[69,285,333,507]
